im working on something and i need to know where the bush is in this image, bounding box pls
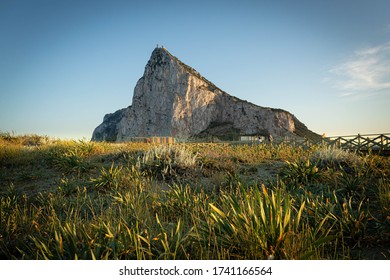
[52,150,89,174]
[311,145,361,169]
[281,159,320,187]
[90,164,122,190]
[50,140,100,175]
[196,185,334,259]
[138,145,197,180]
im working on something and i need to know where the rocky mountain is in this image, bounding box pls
[92,47,320,142]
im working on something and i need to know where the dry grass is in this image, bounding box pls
[0,134,389,259]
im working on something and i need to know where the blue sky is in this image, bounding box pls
[1,0,389,139]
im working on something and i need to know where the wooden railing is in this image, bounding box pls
[278,133,390,154]
[128,133,390,155]
[326,133,390,152]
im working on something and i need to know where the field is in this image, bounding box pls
[1,134,389,260]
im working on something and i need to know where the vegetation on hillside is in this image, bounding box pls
[0,133,389,259]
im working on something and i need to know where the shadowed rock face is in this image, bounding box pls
[92,47,319,142]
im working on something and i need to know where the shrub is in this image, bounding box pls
[52,150,89,174]
[311,145,361,169]
[50,140,101,175]
[197,185,334,259]
[303,190,368,244]
[90,164,122,190]
[138,145,197,180]
[281,159,320,187]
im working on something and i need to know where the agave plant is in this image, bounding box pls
[90,163,122,190]
[281,159,320,187]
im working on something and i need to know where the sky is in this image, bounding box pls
[1,0,389,139]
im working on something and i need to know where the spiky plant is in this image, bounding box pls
[282,159,320,187]
[138,145,197,180]
[90,163,122,190]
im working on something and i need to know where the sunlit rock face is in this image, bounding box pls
[92,48,318,142]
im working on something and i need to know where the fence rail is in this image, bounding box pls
[235,133,390,155]
[126,133,390,155]
[325,133,390,153]
[273,133,390,155]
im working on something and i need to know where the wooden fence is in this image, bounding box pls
[279,133,390,155]
[127,133,390,155]
[128,136,176,144]
[326,133,390,153]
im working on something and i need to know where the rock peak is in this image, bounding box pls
[92,48,320,142]
[150,47,170,61]
[148,47,210,85]
[152,46,171,55]
[146,47,177,71]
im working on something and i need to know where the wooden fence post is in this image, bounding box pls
[357,134,361,151]
[381,134,384,152]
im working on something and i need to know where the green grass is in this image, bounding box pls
[0,134,389,259]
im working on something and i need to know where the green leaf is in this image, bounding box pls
[209,203,226,219]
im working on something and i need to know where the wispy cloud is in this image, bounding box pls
[329,42,390,97]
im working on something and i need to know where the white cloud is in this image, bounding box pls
[329,42,390,97]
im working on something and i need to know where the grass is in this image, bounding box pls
[0,134,389,259]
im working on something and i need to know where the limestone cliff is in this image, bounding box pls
[92,47,319,142]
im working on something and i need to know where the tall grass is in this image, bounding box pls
[1,136,389,259]
[378,177,390,210]
[195,185,337,259]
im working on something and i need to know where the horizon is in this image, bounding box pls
[2,129,390,142]
[1,0,389,139]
